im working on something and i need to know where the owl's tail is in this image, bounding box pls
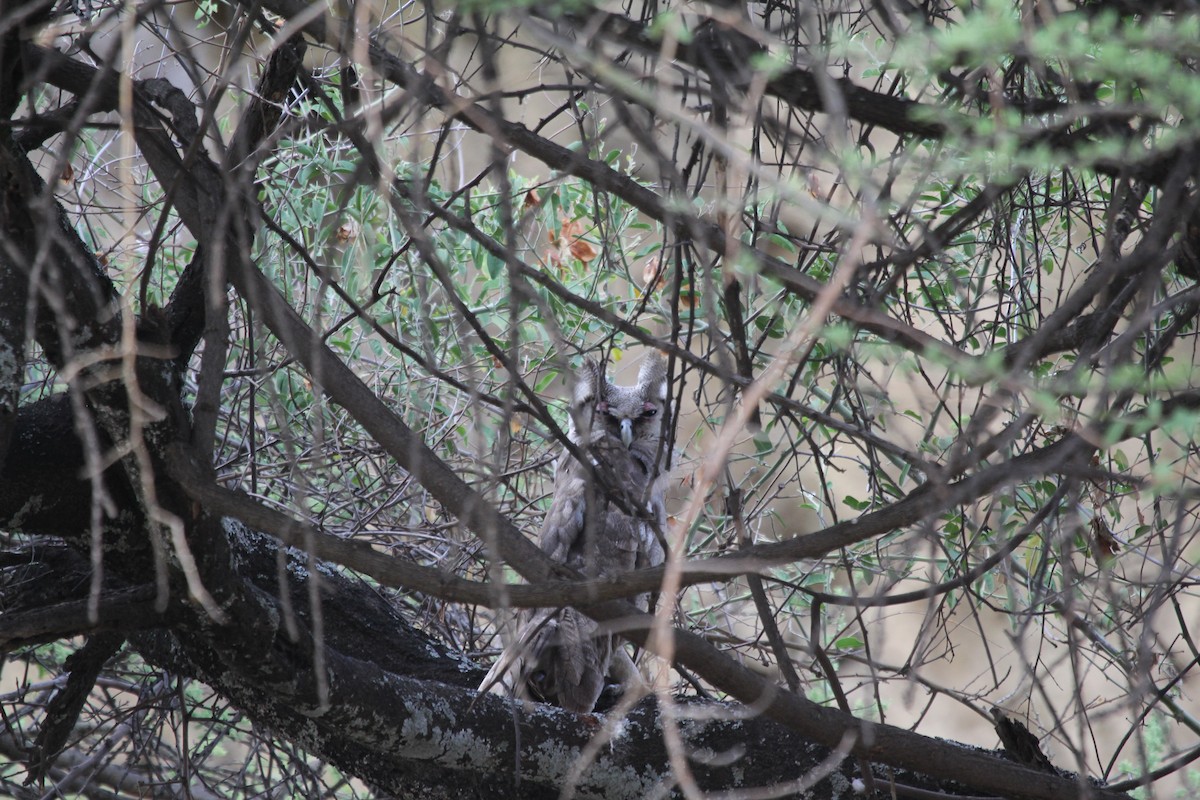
[478,608,611,714]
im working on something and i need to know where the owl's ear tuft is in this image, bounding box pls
[637,351,668,400]
[574,358,607,406]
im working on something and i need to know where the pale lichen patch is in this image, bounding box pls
[392,695,497,770]
[0,339,20,392]
[828,770,853,798]
[527,739,664,800]
[437,727,497,770]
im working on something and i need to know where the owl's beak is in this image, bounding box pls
[620,418,633,447]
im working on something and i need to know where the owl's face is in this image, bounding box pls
[570,353,668,449]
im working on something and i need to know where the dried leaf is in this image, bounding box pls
[642,255,666,291]
[1090,516,1120,562]
[546,217,599,267]
[569,237,598,262]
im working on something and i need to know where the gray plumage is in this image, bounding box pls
[481,353,669,712]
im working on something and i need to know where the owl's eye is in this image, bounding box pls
[529,670,551,699]
[642,402,658,418]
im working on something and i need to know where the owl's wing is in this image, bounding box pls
[539,434,635,569]
[495,444,606,715]
[537,455,587,566]
[636,476,667,571]
[624,475,666,619]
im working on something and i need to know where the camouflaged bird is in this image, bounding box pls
[481,353,669,712]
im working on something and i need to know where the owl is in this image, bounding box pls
[481,352,670,713]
